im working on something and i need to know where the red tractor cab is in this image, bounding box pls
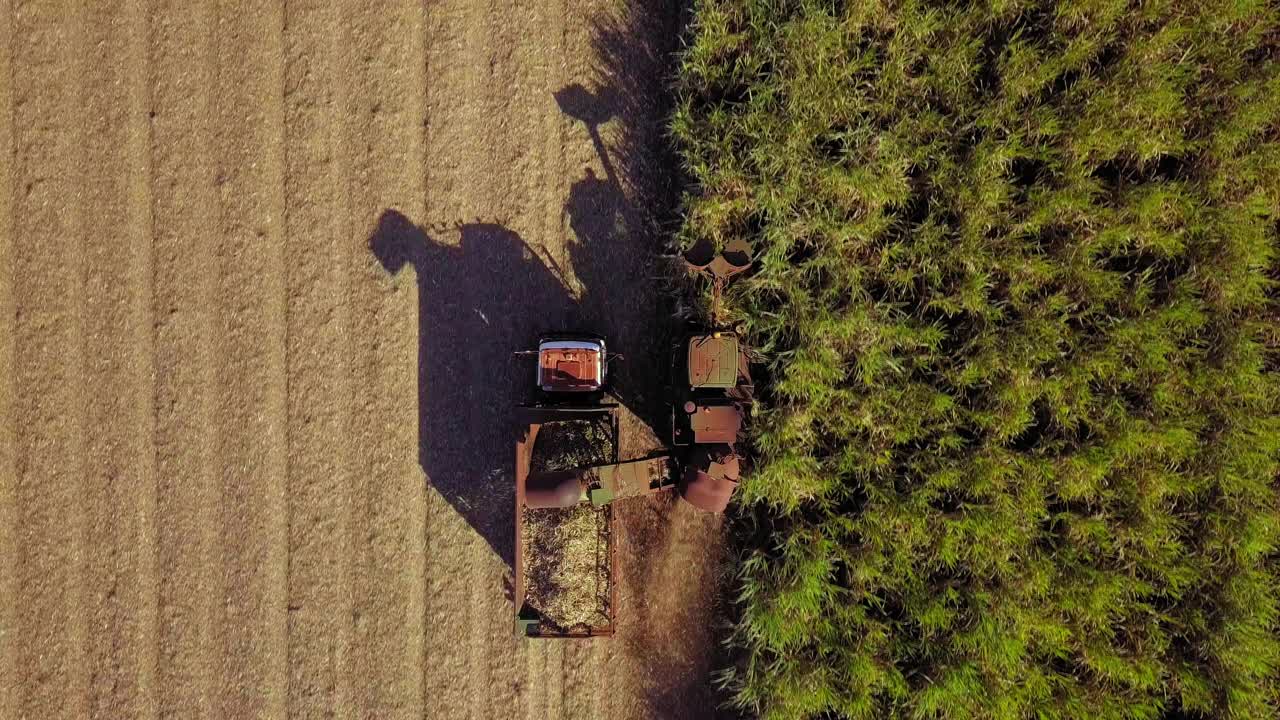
[517,334,612,399]
[537,336,606,392]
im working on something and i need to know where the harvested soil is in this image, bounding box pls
[2,1,731,718]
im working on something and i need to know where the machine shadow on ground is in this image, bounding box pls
[368,187,670,574]
[371,211,585,568]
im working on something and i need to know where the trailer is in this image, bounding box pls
[514,405,619,638]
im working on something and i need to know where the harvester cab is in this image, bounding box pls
[672,332,752,447]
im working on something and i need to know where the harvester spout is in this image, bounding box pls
[525,470,587,509]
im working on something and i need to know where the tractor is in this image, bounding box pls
[512,239,753,637]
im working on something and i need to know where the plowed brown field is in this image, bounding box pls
[0,1,730,718]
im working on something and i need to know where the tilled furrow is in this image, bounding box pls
[283,0,356,717]
[149,2,220,716]
[210,1,290,716]
[81,0,159,716]
[338,1,427,717]
[10,2,90,718]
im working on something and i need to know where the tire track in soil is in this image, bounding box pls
[545,1,610,717]
[0,1,17,715]
[210,1,289,717]
[338,2,425,717]
[622,500,728,719]
[81,1,159,717]
[420,0,566,716]
[282,1,354,717]
[525,0,610,714]
[446,0,546,717]
[418,0,490,714]
[422,2,517,712]
[475,2,553,715]
[10,2,90,718]
[149,2,220,716]
[525,0,580,707]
